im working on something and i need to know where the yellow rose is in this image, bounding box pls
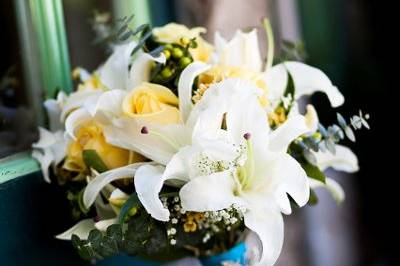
[122,82,181,124]
[153,23,213,63]
[194,65,269,106]
[64,121,138,172]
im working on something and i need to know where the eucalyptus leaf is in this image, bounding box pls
[318,123,328,138]
[303,149,317,165]
[325,138,336,154]
[88,229,102,249]
[344,126,356,142]
[132,29,153,55]
[336,113,347,128]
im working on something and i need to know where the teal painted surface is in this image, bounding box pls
[297,0,346,83]
[200,242,247,266]
[0,171,157,265]
[112,0,151,27]
[29,0,72,97]
[148,0,175,26]
[0,153,40,185]
[0,171,84,265]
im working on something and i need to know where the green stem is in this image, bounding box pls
[263,18,275,71]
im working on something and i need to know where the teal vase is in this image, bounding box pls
[96,242,247,266]
[200,242,247,266]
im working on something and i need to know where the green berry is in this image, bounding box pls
[172,47,184,58]
[180,37,190,46]
[164,44,173,50]
[179,57,192,67]
[161,67,173,78]
[163,49,171,59]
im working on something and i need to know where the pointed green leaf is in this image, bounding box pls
[82,149,108,173]
[302,161,326,183]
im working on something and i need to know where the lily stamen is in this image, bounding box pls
[242,132,255,189]
[140,126,180,151]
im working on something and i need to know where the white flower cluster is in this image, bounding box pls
[162,196,245,246]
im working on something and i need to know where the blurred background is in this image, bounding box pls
[0,0,395,265]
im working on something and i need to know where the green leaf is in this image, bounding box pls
[82,149,108,173]
[302,161,326,183]
[283,69,295,99]
[308,189,319,205]
[119,193,141,224]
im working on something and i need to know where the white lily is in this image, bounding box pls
[213,29,345,110]
[214,29,263,72]
[178,93,310,265]
[83,74,260,221]
[127,78,309,265]
[32,127,67,183]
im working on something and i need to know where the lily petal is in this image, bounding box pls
[264,61,344,107]
[61,90,102,121]
[99,42,137,90]
[55,219,95,240]
[44,92,66,131]
[65,108,92,140]
[104,119,190,165]
[94,218,118,231]
[226,94,270,148]
[134,164,170,221]
[90,89,126,118]
[314,145,359,173]
[31,149,52,183]
[83,163,146,208]
[309,177,345,203]
[215,30,262,72]
[268,115,309,153]
[32,127,58,148]
[127,52,166,89]
[180,171,240,212]
[178,61,210,122]
[162,145,201,182]
[244,206,284,265]
[304,104,319,132]
[266,154,310,215]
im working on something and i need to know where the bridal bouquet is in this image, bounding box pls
[32,18,368,265]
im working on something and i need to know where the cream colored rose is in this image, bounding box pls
[122,82,180,124]
[64,121,134,172]
[153,23,213,63]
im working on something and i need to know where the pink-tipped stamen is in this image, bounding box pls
[141,126,149,134]
[243,132,251,140]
